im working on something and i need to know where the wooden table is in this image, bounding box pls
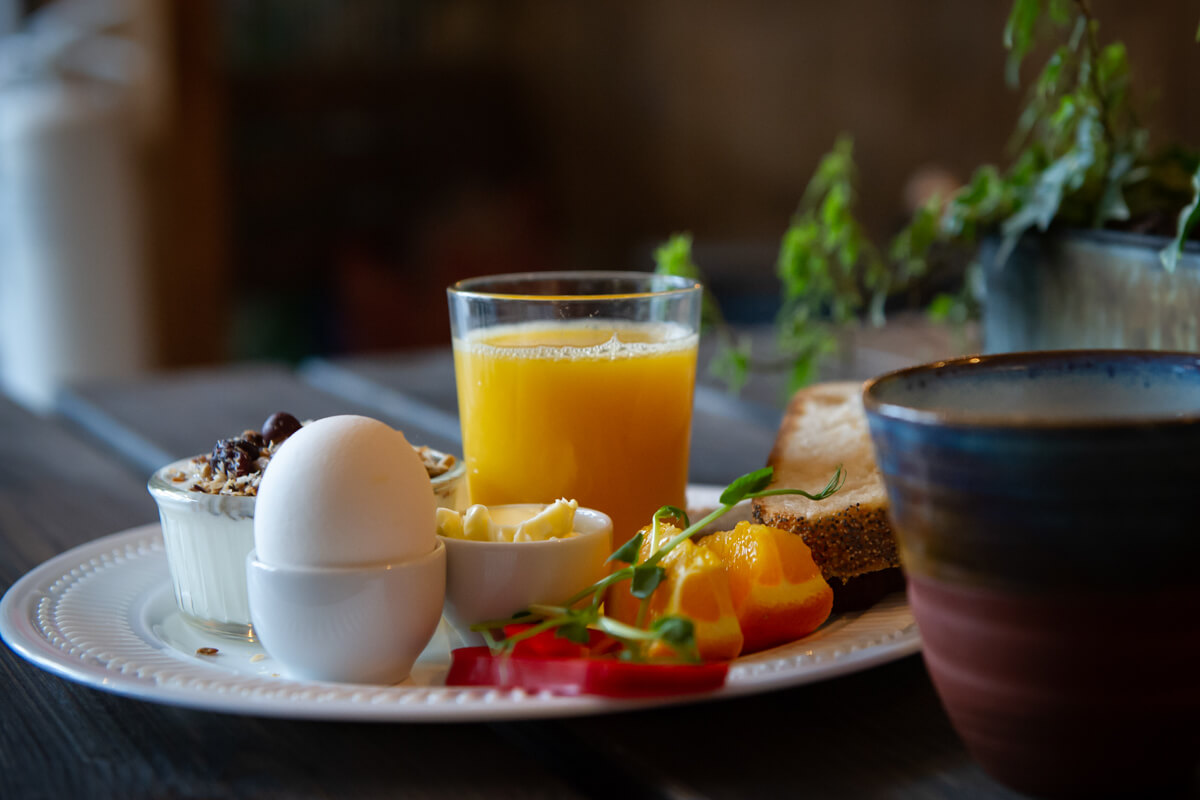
[0,325,1040,799]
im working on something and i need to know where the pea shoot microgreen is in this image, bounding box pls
[470,464,846,662]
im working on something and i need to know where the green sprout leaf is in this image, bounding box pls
[607,530,645,565]
[630,565,667,599]
[752,464,847,503]
[719,466,774,505]
[651,616,695,647]
[654,505,690,530]
[555,620,591,645]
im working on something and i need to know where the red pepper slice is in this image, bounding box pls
[501,624,621,659]
[446,647,729,698]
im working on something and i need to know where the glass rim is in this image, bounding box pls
[447,270,702,302]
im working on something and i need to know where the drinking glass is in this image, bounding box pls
[447,271,702,545]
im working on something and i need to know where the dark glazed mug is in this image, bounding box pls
[864,351,1200,798]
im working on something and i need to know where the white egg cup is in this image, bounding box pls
[246,541,446,685]
[440,505,613,645]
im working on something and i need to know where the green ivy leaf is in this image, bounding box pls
[786,352,819,394]
[926,293,956,322]
[653,232,726,332]
[1096,42,1128,89]
[630,565,667,599]
[708,336,752,395]
[720,466,774,505]
[1004,0,1042,87]
[803,135,855,207]
[1037,47,1067,100]
[821,183,849,237]
[777,222,817,299]
[867,289,887,328]
[1067,14,1086,51]
[607,531,644,564]
[1094,151,1134,226]
[942,165,1008,238]
[999,109,1101,262]
[771,133,884,391]
[653,233,698,278]
[839,235,860,272]
[889,197,940,282]
[1047,0,1071,25]
[1160,164,1200,273]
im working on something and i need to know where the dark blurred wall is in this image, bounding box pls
[159,0,1200,361]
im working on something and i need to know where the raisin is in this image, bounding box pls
[262,412,302,444]
[211,437,259,477]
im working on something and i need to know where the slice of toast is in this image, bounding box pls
[752,381,900,604]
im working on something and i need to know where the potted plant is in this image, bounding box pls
[657,0,1200,392]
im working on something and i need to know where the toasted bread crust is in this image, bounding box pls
[753,501,898,580]
[753,381,900,581]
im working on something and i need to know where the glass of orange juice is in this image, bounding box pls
[447,272,702,546]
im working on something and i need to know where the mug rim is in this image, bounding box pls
[863,349,1200,430]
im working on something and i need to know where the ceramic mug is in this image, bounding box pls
[864,351,1200,797]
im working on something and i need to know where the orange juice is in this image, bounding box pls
[453,320,698,545]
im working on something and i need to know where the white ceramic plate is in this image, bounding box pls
[0,487,919,722]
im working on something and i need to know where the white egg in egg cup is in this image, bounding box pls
[246,415,448,685]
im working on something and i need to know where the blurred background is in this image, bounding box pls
[1,0,1198,408]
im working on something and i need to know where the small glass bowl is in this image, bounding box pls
[148,450,466,641]
[148,458,258,639]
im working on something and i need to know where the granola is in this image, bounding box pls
[169,413,458,497]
